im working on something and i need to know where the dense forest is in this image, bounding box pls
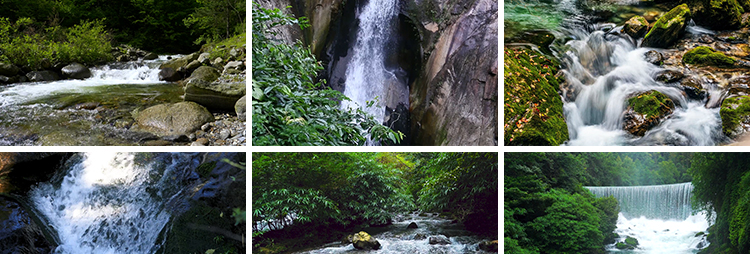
[251,5,402,146]
[252,152,498,253]
[505,153,695,253]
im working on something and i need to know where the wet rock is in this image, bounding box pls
[698,34,715,44]
[131,102,214,137]
[185,60,202,73]
[143,52,158,60]
[61,63,92,80]
[644,50,663,65]
[158,68,182,82]
[720,96,750,138]
[623,91,675,136]
[414,233,427,240]
[26,71,60,82]
[351,231,381,250]
[655,69,684,83]
[235,95,246,121]
[691,0,743,30]
[0,62,21,76]
[407,222,418,229]
[159,52,199,70]
[184,70,244,111]
[185,66,221,85]
[0,196,56,253]
[680,76,707,100]
[683,46,736,67]
[478,240,498,252]
[717,31,746,44]
[623,15,649,39]
[429,235,451,245]
[642,4,691,48]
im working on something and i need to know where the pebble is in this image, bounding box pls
[188,113,245,146]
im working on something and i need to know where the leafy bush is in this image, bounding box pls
[251,4,402,146]
[0,17,111,70]
[184,0,245,45]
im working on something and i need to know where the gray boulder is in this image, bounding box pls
[131,102,214,137]
[0,62,21,76]
[143,52,158,60]
[159,68,182,82]
[223,61,245,74]
[159,52,200,70]
[235,95,246,121]
[26,71,60,82]
[198,53,211,64]
[61,63,92,79]
[429,235,451,245]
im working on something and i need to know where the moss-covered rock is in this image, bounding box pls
[642,4,691,48]
[623,91,675,136]
[720,96,750,138]
[625,236,639,246]
[504,46,569,145]
[623,15,649,39]
[691,0,744,30]
[683,46,736,67]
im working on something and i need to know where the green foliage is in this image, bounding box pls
[526,190,604,253]
[0,17,111,70]
[683,46,736,67]
[184,0,245,45]
[252,4,402,146]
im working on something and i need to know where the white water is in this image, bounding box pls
[0,59,167,107]
[28,152,200,254]
[561,25,723,146]
[341,0,400,126]
[587,183,711,253]
[299,214,491,254]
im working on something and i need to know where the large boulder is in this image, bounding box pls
[623,15,649,39]
[159,52,200,71]
[0,62,21,76]
[429,235,451,245]
[351,231,381,250]
[184,66,245,110]
[159,68,182,82]
[720,95,750,138]
[60,63,92,80]
[235,95,246,121]
[131,102,214,137]
[25,71,60,82]
[682,46,736,67]
[623,91,675,136]
[642,4,691,48]
[690,0,744,30]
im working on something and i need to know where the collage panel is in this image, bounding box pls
[252,0,498,146]
[0,0,246,146]
[0,152,246,253]
[251,152,498,253]
[504,0,750,146]
[504,152,750,253]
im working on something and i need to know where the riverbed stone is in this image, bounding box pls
[159,52,199,70]
[680,76,707,100]
[623,90,675,136]
[184,67,244,110]
[655,69,684,83]
[25,71,60,82]
[0,62,20,76]
[645,50,663,65]
[185,60,202,73]
[407,222,418,229]
[623,15,649,39]
[223,61,244,74]
[429,235,451,245]
[143,52,158,60]
[131,102,214,137]
[351,231,381,250]
[159,68,182,82]
[198,53,211,64]
[642,4,691,48]
[61,63,92,80]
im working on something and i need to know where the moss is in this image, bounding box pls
[625,236,639,246]
[197,161,217,178]
[683,46,736,67]
[615,242,628,249]
[643,4,690,42]
[720,96,750,136]
[504,47,569,146]
[628,91,674,118]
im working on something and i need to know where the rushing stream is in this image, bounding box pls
[21,152,201,254]
[587,183,711,253]
[0,57,182,145]
[297,213,492,254]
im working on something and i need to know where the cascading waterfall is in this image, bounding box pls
[340,0,404,130]
[28,152,200,254]
[587,183,711,253]
[559,15,723,146]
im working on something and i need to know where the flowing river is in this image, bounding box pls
[587,183,711,253]
[0,57,183,146]
[296,213,493,254]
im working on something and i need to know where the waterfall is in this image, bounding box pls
[587,183,711,253]
[28,152,200,254]
[587,182,695,220]
[340,0,403,127]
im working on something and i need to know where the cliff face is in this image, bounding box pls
[404,0,498,146]
[255,0,344,58]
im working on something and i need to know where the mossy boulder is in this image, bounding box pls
[642,4,691,48]
[504,47,569,145]
[623,91,675,136]
[691,0,744,30]
[683,46,737,67]
[625,236,639,246]
[351,231,381,250]
[720,96,750,138]
[623,15,649,39]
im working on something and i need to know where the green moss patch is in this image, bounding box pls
[504,47,569,146]
[683,46,736,67]
[642,4,690,46]
[628,91,674,118]
[720,96,750,137]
